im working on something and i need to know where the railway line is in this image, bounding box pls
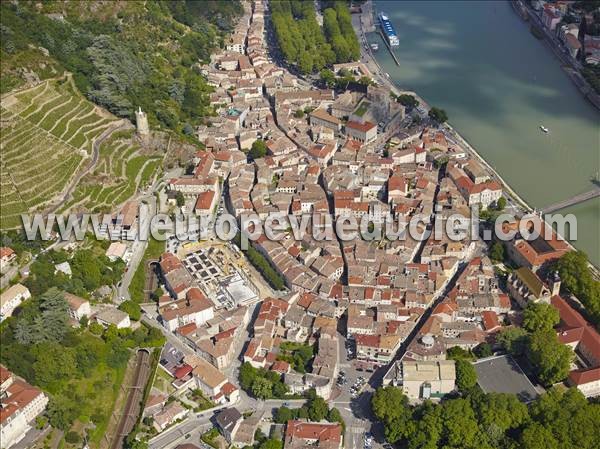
[109,349,152,449]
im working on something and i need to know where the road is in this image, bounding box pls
[117,196,156,302]
[148,405,227,449]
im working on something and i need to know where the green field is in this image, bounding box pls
[0,77,118,228]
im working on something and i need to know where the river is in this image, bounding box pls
[369,0,600,266]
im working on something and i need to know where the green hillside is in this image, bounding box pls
[1,0,242,133]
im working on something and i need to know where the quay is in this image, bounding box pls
[378,29,400,66]
[355,0,599,274]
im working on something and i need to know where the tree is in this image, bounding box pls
[523,302,559,333]
[119,300,142,321]
[249,139,268,160]
[274,406,294,424]
[15,288,69,345]
[272,380,288,398]
[79,315,89,327]
[496,197,507,211]
[239,362,257,390]
[397,94,419,109]
[298,50,313,74]
[473,342,493,359]
[175,191,185,207]
[294,109,304,118]
[251,377,273,399]
[358,75,373,86]
[307,396,328,422]
[496,326,528,356]
[327,407,344,426]
[428,106,448,124]
[65,431,81,444]
[46,396,77,431]
[319,68,336,88]
[472,392,529,434]
[520,423,559,449]
[529,387,600,449]
[490,242,504,262]
[555,251,600,325]
[447,346,474,361]
[439,398,480,448]
[90,322,104,336]
[371,386,412,443]
[527,328,573,386]
[455,359,478,391]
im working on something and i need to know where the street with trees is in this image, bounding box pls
[271,1,359,74]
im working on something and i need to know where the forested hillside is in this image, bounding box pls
[270,0,360,74]
[0,0,242,133]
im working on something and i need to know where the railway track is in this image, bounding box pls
[109,349,151,449]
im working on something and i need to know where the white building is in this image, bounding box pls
[95,308,131,329]
[64,293,92,322]
[400,360,456,402]
[0,284,30,322]
[0,365,48,449]
[159,288,214,332]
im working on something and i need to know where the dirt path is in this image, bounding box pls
[46,120,134,214]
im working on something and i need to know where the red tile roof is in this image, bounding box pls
[568,367,600,386]
[285,420,342,446]
[481,311,501,332]
[195,191,216,211]
[346,120,376,133]
[174,364,193,379]
[0,247,15,259]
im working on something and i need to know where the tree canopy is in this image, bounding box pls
[371,385,600,449]
[249,139,268,160]
[0,1,242,132]
[428,106,449,124]
[554,251,600,325]
[455,359,478,392]
[522,302,560,333]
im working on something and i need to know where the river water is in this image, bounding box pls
[370,0,600,266]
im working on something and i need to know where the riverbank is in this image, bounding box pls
[511,0,600,110]
[356,1,532,211]
[355,1,599,274]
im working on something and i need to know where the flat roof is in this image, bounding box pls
[473,355,539,403]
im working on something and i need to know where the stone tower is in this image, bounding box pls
[135,107,149,140]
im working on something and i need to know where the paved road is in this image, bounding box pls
[117,197,156,302]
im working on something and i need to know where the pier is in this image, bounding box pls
[542,186,600,214]
[378,30,400,66]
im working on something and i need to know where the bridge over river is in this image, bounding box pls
[542,184,600,214]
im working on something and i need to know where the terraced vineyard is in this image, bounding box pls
[0,77,118,228]
[60,129,162,214]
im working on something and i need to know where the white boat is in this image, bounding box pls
[540,125,549,133]
[370,43,379,51]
